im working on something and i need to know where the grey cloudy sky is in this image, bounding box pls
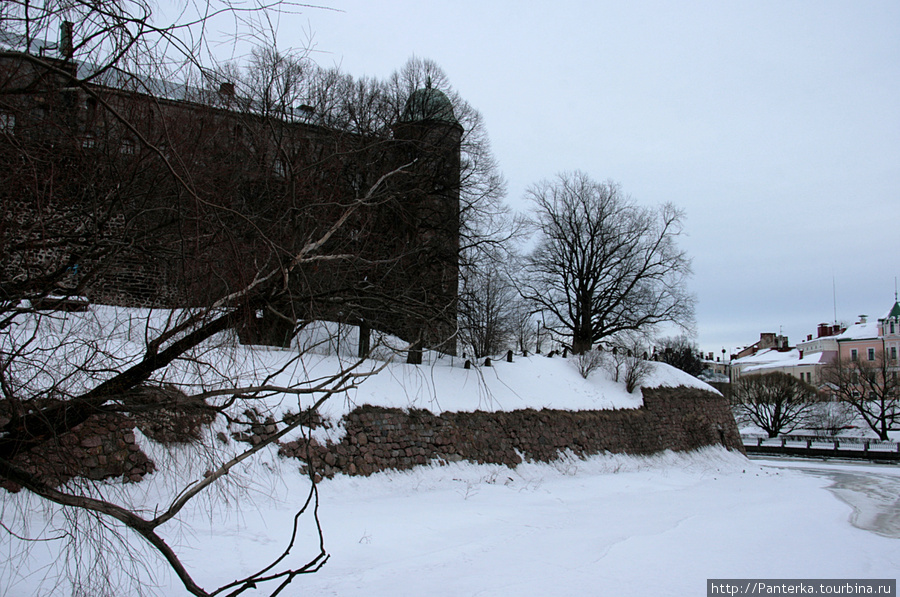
[272,0,899,356]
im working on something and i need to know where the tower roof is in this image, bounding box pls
[886,301,900,320]
[400,84,459,126]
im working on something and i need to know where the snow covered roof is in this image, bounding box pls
[744,350,831,373]
[732,348,799,366]
[834,320,880,341]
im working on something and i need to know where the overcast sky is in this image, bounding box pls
[269,0,899,357]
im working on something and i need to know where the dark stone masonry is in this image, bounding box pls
[279,386,744,479]
[0,410,155,492]
[1,385,741,490]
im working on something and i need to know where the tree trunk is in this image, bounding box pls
[358,322,371,358]
[407,340,423,365]
[571,336,592,355]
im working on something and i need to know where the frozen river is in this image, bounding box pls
[755,457,900,539]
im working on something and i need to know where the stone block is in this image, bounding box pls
[80,436,102,448]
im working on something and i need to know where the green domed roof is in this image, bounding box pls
[400,85,459,126]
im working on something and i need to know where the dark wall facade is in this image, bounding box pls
[0,53,461,352]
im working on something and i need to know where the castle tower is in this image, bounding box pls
[391,83,463,360]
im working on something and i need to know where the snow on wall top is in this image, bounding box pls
[13,306,717,425]
[306,354,716,421]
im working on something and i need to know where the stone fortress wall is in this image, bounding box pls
[3,384,742,490]
[279,385,743,478]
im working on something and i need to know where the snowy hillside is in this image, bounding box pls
[311,349,716,421]
[3,307,898,596]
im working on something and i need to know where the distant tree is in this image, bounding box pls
[733,372,819,438]
[518,171,694,354]
[821,351,900,440]
[458,267,516,359]
[808,401,858,438]
[655,335,703,377]
[508,296,538,355]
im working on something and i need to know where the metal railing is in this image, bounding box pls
[741,434,900,461]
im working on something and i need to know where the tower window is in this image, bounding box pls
[0,113,14,134]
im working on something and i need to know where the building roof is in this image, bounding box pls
[744,350,830,373]
[834,319,880,341]
[400,84,459,126]
[884,301,900,320]
[732,348,799,366]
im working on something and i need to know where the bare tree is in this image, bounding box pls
[603,334,653,394]
[654,335,703,377]
[733,372,820,438]
[458,267,517,359]
[508,296,538,355]
[575,348,605,380]
[519,171,694,354]
[821,351,900,440]
[0,1,472,595]
[809,400,858,438]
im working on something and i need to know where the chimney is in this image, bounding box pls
[59,21,74,60]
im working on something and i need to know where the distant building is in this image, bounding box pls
[731,347,798,382]
[699,353,730,384]
[832,304,900,367]
[734,332,790,360]
[732,300,900,389]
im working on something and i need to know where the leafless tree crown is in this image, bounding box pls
[733,372,820,438]
[821,351,900,440]
[518,171,694,354]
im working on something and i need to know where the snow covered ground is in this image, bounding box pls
[3,308,898,595]
[214,452,900,597]
[4,448,899,596]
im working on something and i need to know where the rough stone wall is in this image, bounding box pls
[0,412,155,492]
[0,384,212,492]
[1,385,741,490]
[279,386,744,478]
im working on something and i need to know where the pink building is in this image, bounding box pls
[834,302,900,364]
